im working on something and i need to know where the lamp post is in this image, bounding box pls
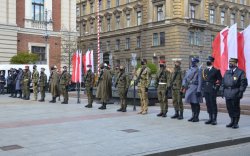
[44,9,53,64]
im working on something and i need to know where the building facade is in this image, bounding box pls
[0,0,76,70]
[77,0,250,71]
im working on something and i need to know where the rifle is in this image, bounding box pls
[135,67,146,86]
[115,73,122,88]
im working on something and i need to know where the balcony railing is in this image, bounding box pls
[186,18,207,27]
[25,19,53,30]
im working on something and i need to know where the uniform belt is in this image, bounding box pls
[159,82,167,85]
[225,86,237,89]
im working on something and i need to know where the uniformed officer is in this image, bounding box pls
[15,68,23,98]
[59,66,71,104]
[222,58,248,129]
[202,56,222,125]
[32,65,39,101]
[38,67,47,102]
[170,60,184,120]
[84,65,95,108]
[96,63,112,109]
[136,59,151,115]
[49,65,60,103]
[182,57,203,122]
[23,66,31,100]
[0,71,5,94]
[155,60,169,117]
[115,65,130,112]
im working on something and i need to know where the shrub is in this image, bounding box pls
[10,52,39,64]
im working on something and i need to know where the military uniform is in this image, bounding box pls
[60,66,71,104]
[170,61,184,119]
[202,56,222,125]
[115,66,130,112]
[182,58,203,122]
[84,65,95,108]
[15,68,23,98]
[222,58,248,129]
[38,68,47,102]
[155,60,169,117]
[23,66,31,100]
[32,65,39,101]
[0,72,5,94]
[96,64,112,109]
[136,59,151,115]
[49,66,60,103]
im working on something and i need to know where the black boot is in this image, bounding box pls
[99,103,106,110]
[188,104,195,122]
[232,117,239,129]
[122,107,127,112]
[178,111,183,120]
[211,113,217,125]
[193,104,200,122]
[205,113,212,124]
[13,92,17,98]
[49,97,56,103]
[39,98,45,102]
[85,104,92,108]
[171,110,179,119]
[226,117,234,128]
[18,91,22,98]
[117,107,123,112]
[157,112,163,117]
[162,112,167,117]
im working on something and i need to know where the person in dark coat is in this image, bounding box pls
[202,56,222,125]
[15,68,23,98]
[0,71,6,94]
[182,57,203,122]
[222,58,248,129]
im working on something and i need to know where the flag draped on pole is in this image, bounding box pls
[71,50,82,83]
[83,49,94,73]
[212,24,249,85]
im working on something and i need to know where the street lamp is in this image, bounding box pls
[43,9,53,64]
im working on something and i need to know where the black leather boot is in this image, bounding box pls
[188,104,195,122]
[211,113,217,125]
[226,117,234,128]
[171,110,179,119]
[205,113,212,124]
[99,103,106,110]
[193,104,200,122]
[178,111,183,120]
[117,107,123,112]
[162,112,167,118]
[49,97,56,103]
[157,112,163,117]
[232,117,239,129]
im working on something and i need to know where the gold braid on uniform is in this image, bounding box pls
[202,69,208,80]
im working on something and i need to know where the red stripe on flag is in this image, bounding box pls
[221,30,229,76]
[238,32,246,72]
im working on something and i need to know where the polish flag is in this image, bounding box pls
[83,50,94,73]
[71,50,82,83]
[243,25,250,85]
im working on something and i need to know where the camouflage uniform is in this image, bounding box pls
[84,67,95,108]
[59,67,71,104]
[32,66,39,101]
[136,60,151,115]
[116,66,130,112]
[23,67,31,100]
[38,68,47,102]
[155,62,169,117]
[170,62,184,119]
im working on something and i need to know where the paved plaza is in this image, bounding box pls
[0,93,250,156]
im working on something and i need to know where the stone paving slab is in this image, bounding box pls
[0,94,250,156]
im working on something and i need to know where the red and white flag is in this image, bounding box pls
[71,50,82,83]
[83,49,94,73]
[243,25,250,85]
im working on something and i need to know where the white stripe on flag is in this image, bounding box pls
[228,23,238,60]
[243,25,250,85]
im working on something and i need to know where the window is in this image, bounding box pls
[211,35,215,47]
[241,15,245,28]
[126,14,131,27]
[189,30,204,46]
[106,41,110,51]
[107,0,111,9]
[153,33,159,46]
[82,4,86,15]
[76,7,80,17]
[125,38,130,49]
[157,5,164,21]
[90,23,94,34]
[99,21,102,32]
[115,39,120,50]
[126,0,130,3]
[31,46,46,63]
[190,4,195,19]
[240,0,245,4]
[82,25,86,35]
[209,9,215,23]
[221,11,225,25]
[160,32,165,46]
[90,3,94,13]
[137,11,142,25]
[137,36,141,48]
[32,0,44,21]
[99,0,102,10]
[107,19,111,31]
[116,16,120,30]
[230,13,235,25]
[116,0,120,7]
